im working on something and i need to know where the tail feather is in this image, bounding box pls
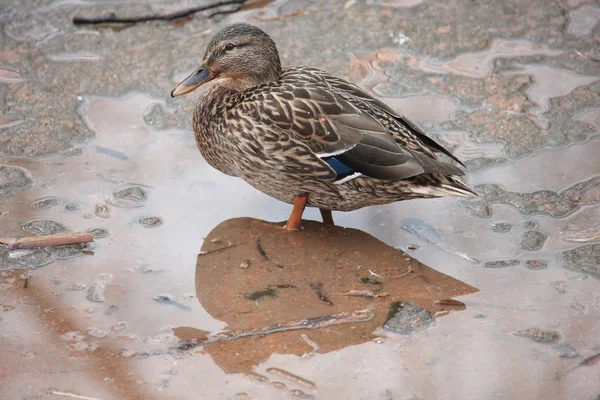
[440,177,478,198]
[410,174,478,198]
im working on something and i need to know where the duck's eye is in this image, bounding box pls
[225,43,235,51]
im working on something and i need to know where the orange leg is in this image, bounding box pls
[286,194,308,231]
[320,209,334,225]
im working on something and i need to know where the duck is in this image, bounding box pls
[171,23,476,230]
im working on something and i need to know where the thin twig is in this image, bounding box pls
[566,352,600,373]
[175,309,373,350]
[125,310,372,358]
[73,0,245,25]
[23,270,31,289]
[342,290,389,298]
[434,298,466,307]
[256,239,285,269]
[208,309,373,342]
[310,282,333,305]
[368,269,384,279]
[389,265,413,279]
[266,367,316,389]
[49,391,103,400]
[300,334,320,352]
[198,243,239,256]
[0,232,94,251]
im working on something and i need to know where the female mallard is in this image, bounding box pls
[171,23,476,230]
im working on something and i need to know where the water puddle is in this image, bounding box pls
[350,49,403,93]
[440,131,507,166]
[350,49,457,124]
[221,0,309,23]
[0,113,24,129]
[1,1,600,398]
[0,66,26,83]
[567,5,600,36]
[48,52,103,62]
[419,39,563,78]
[470,136,600,192]
[382,94,457,124]
[563,225,600,244]
[246,0,309,22]
[367,0,426,7]
[4,16,59,42]
[36,0,135,12]
[503,64,599,112]
[401,217,478,263]
[574,108,600,133]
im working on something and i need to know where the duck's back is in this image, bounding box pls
[233,66,467,180]
[278,66,464,168]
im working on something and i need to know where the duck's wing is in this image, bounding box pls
[229,78,464,183]
[280,67,465,167]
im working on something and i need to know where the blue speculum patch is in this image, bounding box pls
[325,157,355,180]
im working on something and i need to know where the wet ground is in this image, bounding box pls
[1,0,599,399]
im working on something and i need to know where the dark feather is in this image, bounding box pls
[227,66,467,183]
[284,67,466,167]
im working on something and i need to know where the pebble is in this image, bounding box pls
[513,328,561,343]
[562,244,600,278]
[0,165,33,196]
[484,260,520,268]
[87,228,109,239]
[459,200,493,219]
[383,301,434,334]
[490,223,513,233]
[30,196,61,209]
[139,216,162,228]
[87,281,106,302]
[95,204,111,219]
[22,219,69,236]
[525,260,548,270]
[111,321,128,331]
[519,230,548,251]
[65,203,80,211]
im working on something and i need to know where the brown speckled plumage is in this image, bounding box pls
[174,23,476,214]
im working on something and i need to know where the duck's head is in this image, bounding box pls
[171,23,281,97]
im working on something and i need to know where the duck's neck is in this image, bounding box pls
[193,82,246,176]
[196,82,236,117]
[216,74,269,91]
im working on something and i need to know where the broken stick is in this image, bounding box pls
[176,309,373,350]
[342,290,390,298]
[0,232,94,251]
[73,0,245,25]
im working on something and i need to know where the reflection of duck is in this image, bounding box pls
[171,23,475,230]
[174,218,477,375]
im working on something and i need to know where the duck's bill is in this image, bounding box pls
[170,67,212,97]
